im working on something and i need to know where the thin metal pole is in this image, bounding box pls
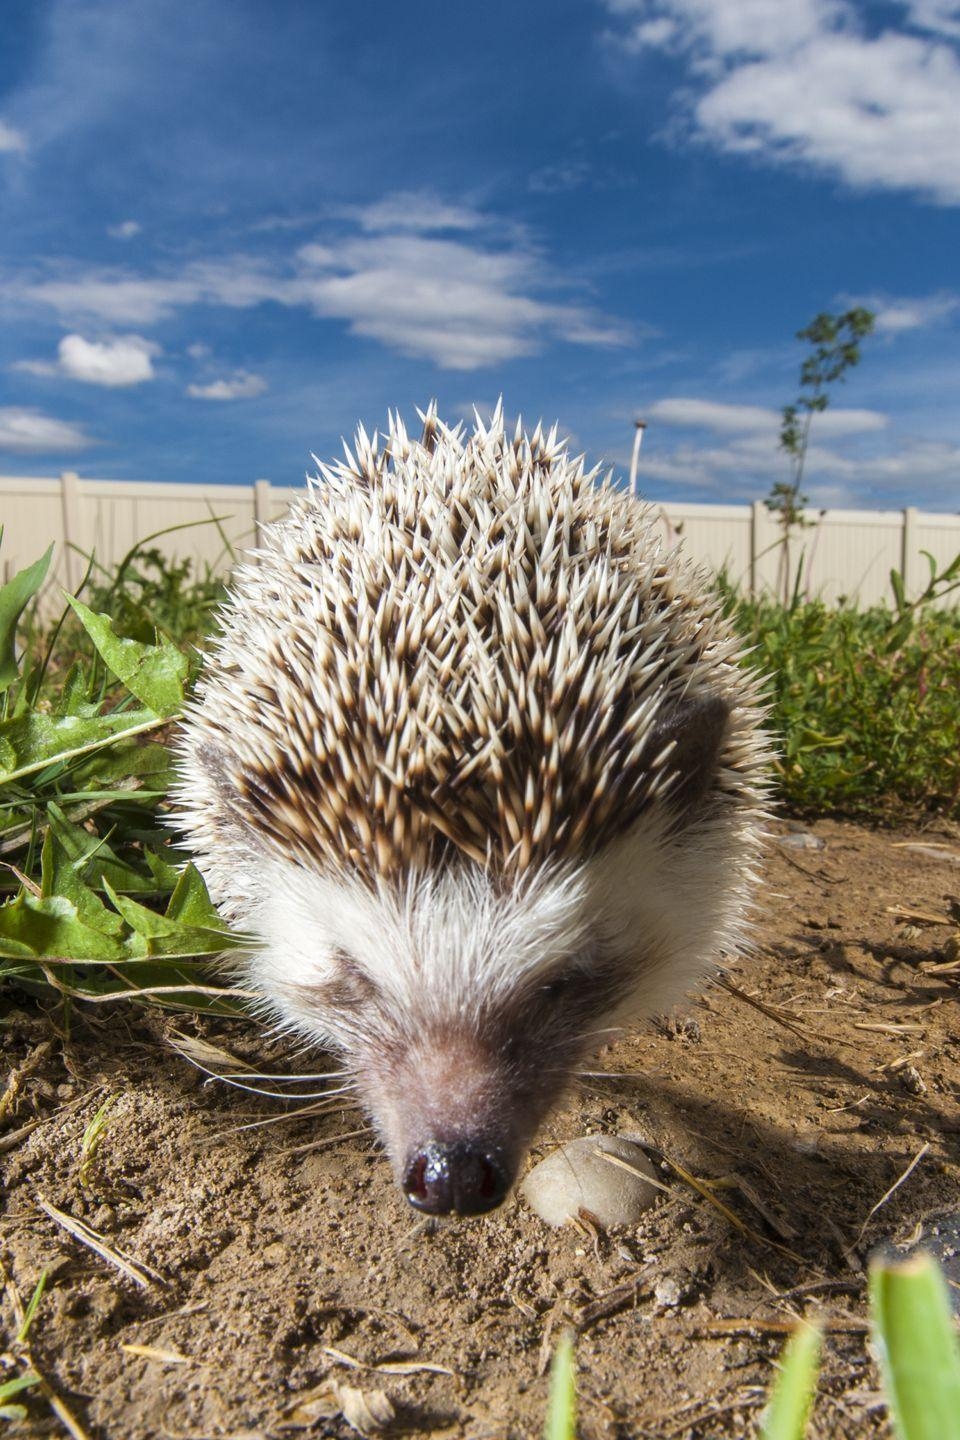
[628,420,647,498]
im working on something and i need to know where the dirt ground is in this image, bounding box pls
[2,817,959,1440]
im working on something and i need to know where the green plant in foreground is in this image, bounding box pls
[870,1253,960,1440]
[0,543,243,1014]
[544,1254,960,1440]
[760,1252,960,1440]
[544,1331,576,1440]
[760,1323,821,1440]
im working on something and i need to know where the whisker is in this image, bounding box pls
[205,1076,356,1101]
[174,1047,356,1101]
[207,1099,356,1138]
[279,1125,373,1157]
[576,1069,647,1079]
[218,1069,351,1083]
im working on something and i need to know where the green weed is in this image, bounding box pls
[723,580,960,820]
[0,540,242,1015]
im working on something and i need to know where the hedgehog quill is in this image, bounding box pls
[175,404,771,1216]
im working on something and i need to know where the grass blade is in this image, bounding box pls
[544,1332,576,1440]
[760,1324,821,1440]
[16,1269,48,1343]
[870,1252,960,1440]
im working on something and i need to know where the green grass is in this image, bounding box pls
[0,539,241,1015]
[725,583,960,820]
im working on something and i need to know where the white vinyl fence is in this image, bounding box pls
[2,471,959,611]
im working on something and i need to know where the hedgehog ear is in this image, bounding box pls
[194,741,266,849]
[649,693,730,817]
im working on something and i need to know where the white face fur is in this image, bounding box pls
[225,796,753,1204]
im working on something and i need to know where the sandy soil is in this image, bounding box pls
[2,817,959,1440]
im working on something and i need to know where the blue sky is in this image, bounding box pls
[1,0,958,509]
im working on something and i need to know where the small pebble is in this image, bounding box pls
[520,1134,659,1229]
[897,1065,927,1095]
[654,1277,682,1309]
[776,831,825,851]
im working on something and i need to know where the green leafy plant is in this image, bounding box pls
[722,577,960,819]
[888,548,960,652]
[0,543,243,1015]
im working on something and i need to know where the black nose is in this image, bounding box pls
[402,1141,510,1216]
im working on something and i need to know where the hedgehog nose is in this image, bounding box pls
[402,1141,509,1216]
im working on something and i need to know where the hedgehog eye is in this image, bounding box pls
[542,969,585,1001]
[321,950,379,1009]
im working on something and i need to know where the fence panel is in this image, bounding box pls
[1,473,957,611]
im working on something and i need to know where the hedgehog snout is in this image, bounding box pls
[402,1141,510,1216]
[356,1026,550,1215]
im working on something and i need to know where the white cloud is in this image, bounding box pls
[107,220,142,240]
[14,333,158,387]
[355,193,486,233]
[58,333,157,386]
[605,0,960,204]
[906,0,960,39]
[645,395,887,437]
[187,371,268,400]
[635,429,960,505]
[608,0,834,59]
[7,195,628,371]
[0,120,26,153]
[0,407,94,454]
[809,409,890,438]
[18,275,201,325]
[850,291,960,334]
[292,233,629,368]
[646,397,778,432]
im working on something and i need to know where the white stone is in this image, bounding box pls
[520,1134,659,1229]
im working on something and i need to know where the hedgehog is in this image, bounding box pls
[174,403,770,1217]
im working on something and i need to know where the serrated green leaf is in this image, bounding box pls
[54,660,96,716]
[165,863,221,927]
[40,815,127,929]
[64,595,188,715]
[0,888,128,961]
[71,739,175,791]
[0,546,53,693]
[143,846,183,890]
[0,707,163,784]
[102,878,230,955]
[102,878,177,940]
